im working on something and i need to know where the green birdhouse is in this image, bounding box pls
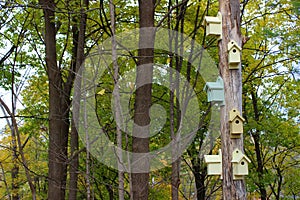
[204,76,225,105]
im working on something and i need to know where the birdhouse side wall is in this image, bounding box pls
[210,89,224,102]
[207,163,222,175]
[206,23,221,36]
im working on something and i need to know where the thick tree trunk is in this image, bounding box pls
[40,0,69,199]
[218,0,246,199]
[131,0,155,199]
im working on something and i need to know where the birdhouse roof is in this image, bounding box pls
[203,12,222,25]
[231,149,251,163]
[204,149,222,163]
[228,40,242,51]
[203,76,224,91]
[229,109,245,122]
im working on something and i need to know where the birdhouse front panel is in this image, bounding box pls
[232,158,249,176]
[230,119,244,134]
[228,47,241,64]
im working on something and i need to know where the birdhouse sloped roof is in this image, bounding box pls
[229,109,245,122]
[204,149,222,163]
[203,12,222,25]
[203,76,224,91]
[228,40,242,51]
[231,148,251,163]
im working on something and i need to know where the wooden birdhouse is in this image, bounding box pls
[203,76,225,105]
[229,109,245,138]
[227,40,242,69]
[231,148,251,180]
[204,149,222,177]
[203,12,222,40]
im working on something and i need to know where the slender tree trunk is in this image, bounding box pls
[68,0,88,199]
[251,91,267,200]
[109,0,125,199]
[131,0,155,199]
[218,0,246,199]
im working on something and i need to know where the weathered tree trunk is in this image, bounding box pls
[218,0,247,199]
[131,0,155,199]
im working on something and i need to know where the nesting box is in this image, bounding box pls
[203,12,222,40]
[203,76,224,105]
[204,149,222,177]
[231,148,251,180]
[229,109,245,138]
[228,40,242,69]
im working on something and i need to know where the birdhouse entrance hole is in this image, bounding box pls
[235,120,240,124]
[233,49,237,53]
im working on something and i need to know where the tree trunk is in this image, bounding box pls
[251,90,267,200]
[109,0,125,199]
[40,0,69,199]
[218,0,246,199]
[68,0,88,199]
[131,0,155,199]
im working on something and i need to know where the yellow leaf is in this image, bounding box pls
[97,89,106,95]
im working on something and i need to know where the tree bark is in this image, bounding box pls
[218,0,246,199]
[131,0,155,199]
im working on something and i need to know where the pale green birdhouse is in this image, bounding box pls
[231,148,251,180]
[204,76,225,105]
[229,109,245,138]
[204,149,222,177]
[203,12,222,40]
[228,40,242,69]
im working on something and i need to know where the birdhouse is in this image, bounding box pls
[203,12,222,40]
[231,148,251,180]
[229,109,245,138]
[203,76,225,105]
[227,40,242,69]
[204,149,222,177]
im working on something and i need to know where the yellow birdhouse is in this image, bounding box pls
[231,148,251,180]
[203,12,222,40]
[229,109,245,139]
[227,40,242,69]
[204,149,222,177]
